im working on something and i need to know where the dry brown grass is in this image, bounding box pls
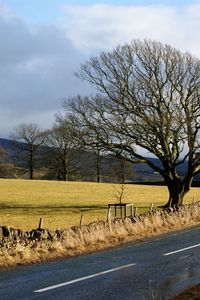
[1,203,200,269]
[172,283,200,299]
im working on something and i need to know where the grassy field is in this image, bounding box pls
[0,179,199,230]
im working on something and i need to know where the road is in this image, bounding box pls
[1,226,200,300]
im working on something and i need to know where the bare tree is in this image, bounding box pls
[65,110,104,182]
[85,133,103,183]
[101,155,133,183]
[10,123,45,179]
[65,39,200,207]
[45,117,81,181]
[94,138,102,183]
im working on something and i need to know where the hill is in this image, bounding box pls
[0,138,199,184]
[0,138,17,158]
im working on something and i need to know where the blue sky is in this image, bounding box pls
[4,0,199,23]
[0,0,200,136]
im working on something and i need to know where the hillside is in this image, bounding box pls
[0,138,17,158]
[0,138,199,184]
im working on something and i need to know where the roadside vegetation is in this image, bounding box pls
[173,283,200,300]
[1,202,200,269]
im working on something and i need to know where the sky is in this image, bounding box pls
[1,0,200,137]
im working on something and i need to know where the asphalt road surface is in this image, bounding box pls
[1,226,200,300]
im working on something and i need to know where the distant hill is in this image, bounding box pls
[0,138,199,184]
[0,138,14,149]
[0,138,17,158]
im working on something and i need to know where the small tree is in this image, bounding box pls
[113,183,125,205]
[65,39,200,207]
[10,123,45,179]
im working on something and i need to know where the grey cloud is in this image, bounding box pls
[0,15,90,137]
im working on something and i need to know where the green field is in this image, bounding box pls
[0,179,199,230]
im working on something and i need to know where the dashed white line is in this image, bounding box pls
[34,263,136,293]
[163,243,200,256]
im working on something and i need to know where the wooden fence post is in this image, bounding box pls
[38,218,43,229]
[114,204,117,218]
[134,207,137,217]
[80,214,83,227]
[130,204,133,217]
[107,206,111,222]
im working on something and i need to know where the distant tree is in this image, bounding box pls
[94,138,102,183]
[84,133,103,183]
[10,123,45,179]
[65,39,200,207]
[45,118,80,181]
[100,155,133,183]
[62,107,105,183]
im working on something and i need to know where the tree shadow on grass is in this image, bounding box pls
[0,204,107,213]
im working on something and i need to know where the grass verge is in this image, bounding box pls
[172,283,200,300]
[1,203,200,269]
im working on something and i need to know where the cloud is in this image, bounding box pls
[0,9,89,137]
[1,2,200,137]
[62,3,200,56]
[0,1,14,19]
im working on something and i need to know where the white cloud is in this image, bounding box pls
[62,3,200,56]
[187,3,200,16]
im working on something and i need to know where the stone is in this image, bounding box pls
[2,226,10,237]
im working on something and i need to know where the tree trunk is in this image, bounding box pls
[62,167,68,181]
[165,185,184,207]
[63,172,68,181]
[57,170,61,181]
[61,158,68,181]
[96,148,101,183]
[29,150,34,180]
[164,176,193,208]
[120,158,126,184]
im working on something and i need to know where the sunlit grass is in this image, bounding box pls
[0,179,199,230]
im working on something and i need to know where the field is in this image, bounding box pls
[0,179,199,230]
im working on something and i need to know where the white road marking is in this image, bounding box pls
[163,243,200,256]
[34,263,136,293]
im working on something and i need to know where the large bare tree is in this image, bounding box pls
[65,39,200,207]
